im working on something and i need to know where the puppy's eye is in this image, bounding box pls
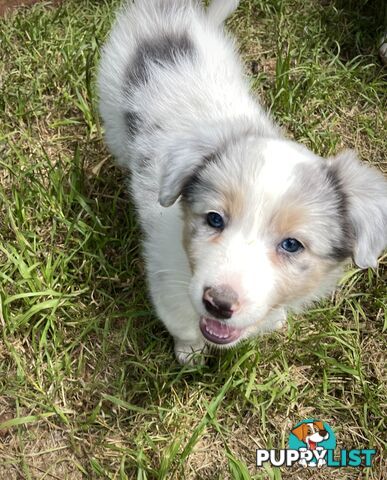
[206,211,224,229]
[279,238,303,253]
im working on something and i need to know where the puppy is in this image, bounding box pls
[98,0,387,364]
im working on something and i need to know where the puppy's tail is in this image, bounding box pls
[207,0,240,25]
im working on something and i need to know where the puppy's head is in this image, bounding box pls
[159,126,387,347]
[291,421,329,445]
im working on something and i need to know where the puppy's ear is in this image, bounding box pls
[328,150,387,268]
[158,139,212,207]
[158,124,228,207]
[158,119,271,207]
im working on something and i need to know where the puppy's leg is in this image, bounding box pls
[148,272,205,365]
[174,338,207,366]
[273,308,287,330]
[257,307,287,332]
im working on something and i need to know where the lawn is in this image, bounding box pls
[0,0,386,478]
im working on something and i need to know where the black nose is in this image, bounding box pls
[202,286,239,320]
[319,429,328,437]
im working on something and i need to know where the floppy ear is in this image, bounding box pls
[158,132,217,207]
[328,150,387,269]
[291,424,308,442]
[157,119,262,207]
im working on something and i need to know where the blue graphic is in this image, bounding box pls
[288,419,336,467]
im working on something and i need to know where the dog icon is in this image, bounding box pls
[291,421,329,468]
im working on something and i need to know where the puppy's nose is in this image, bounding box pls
[202,285,239,320]
[319,429,328,437]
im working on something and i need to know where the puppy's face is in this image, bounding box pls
[159,133,387,347]
[180,138,351,345]
[292,421,329,446]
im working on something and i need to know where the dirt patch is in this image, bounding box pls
[0,424,84,479]
[0,0,61,16]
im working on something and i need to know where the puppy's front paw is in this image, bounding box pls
[274,308,287,330]
[174,339,207,366]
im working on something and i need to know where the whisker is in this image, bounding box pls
[149,269,191,279]
[162,280,190,286]
[163,292,191,301]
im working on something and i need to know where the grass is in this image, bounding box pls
[0,0,386,478]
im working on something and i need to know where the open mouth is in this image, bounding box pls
[199,316,244,345]
[307,440,317,450]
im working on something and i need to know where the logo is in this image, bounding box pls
[256,419,376,469]
[288,419,335,467]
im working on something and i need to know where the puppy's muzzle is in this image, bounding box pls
[202,285,239,319]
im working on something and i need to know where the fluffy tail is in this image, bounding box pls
[207,0,240,25]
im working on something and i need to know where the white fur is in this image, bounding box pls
[98,0,387,364]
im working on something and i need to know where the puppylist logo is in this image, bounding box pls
[256,419,376,469]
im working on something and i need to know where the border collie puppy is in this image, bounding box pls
[98,0,387,364]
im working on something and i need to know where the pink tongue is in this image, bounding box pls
[206,318,236,337]
[200,317,243,345]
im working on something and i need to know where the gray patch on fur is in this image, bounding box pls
[292,162,354,262]
[137,155,152,170]
[180,128,261,206]
[124,111,140,136]
[325,166,354,261]
[126,32,195,87]
[180,154,220,205]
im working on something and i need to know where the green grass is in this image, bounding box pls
[0,0,386,478]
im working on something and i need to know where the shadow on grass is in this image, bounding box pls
[320,0,387,60]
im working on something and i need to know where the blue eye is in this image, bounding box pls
[206,211,224,229]
[280,238,303,253]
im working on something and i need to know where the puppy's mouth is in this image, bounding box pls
[199,316,244,345]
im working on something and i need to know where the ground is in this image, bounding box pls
[0,0,386,479]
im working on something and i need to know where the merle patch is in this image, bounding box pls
[126,32,194,87]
